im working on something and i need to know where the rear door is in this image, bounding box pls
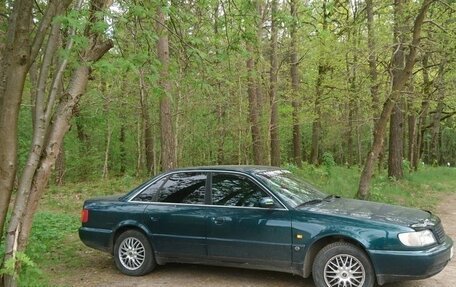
[134,172,208,259]
[206,172,292,268]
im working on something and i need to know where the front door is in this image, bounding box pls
[206,173,292,268]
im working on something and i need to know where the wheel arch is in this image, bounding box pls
[111,220,152,254]
[302,234,374,278]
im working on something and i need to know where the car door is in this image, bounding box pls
[206,172,292,268]
[135,172,208,259]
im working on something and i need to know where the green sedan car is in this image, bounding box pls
[79,166,453,287]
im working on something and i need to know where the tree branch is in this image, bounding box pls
[400,0,436,85]
[28,0,73,69]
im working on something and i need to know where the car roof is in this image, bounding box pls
[168,165,282,175]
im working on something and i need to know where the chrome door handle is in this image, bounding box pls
[212,216,231,225]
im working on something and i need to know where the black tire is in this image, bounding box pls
[312,242,375,287]
[113,230,156,276]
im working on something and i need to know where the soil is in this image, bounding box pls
[51,194,456,287]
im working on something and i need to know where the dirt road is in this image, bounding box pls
[56,194,456,287]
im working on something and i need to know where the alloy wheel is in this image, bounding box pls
[118,236,146,271]
[323,253,366,287]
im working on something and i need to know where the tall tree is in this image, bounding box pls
[430,60,447,164]
[0,0,72,245]
[310,0,329,165]
[357,0,435,199]
[388,0,408,179]
[246,0,265,165]
[414,53,432,170]
[139,68,155,174]
[3,1,113,285]
[366,0,380,126]
[290,0,302,167]
[269,0,280,166]
[156,1,176,170]
[346,0,361,166]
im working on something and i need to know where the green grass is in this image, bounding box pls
[18,166,456,286]
[19,176,144,286]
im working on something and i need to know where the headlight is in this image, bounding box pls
[398,230,436,247]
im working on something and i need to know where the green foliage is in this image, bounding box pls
[0,252,45,287]
[27,212,79,259]
[2,212,80,286]
[322,152,336,175]
[0,252,35,278]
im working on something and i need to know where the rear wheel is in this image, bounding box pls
[312,242,375,287]
[114,230,156,276]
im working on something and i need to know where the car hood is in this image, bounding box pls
[304,198,432,227]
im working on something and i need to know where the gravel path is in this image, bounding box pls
[54,194,456,287]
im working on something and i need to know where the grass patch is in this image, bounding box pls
[20,176,144,286]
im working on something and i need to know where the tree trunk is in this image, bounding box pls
[136,116,144,175]
[213,3,227,165]
[102,80,111,179]
[347,99,356,165]
[269,0,280,166]
[119,121,126,174]
[357,0,434,199]
[388,102,404,179]
[102,127,112,179]
[310,73,323,165]
[3,1,112,285]
[430,61,446,164]
[346,5,359,166]
[156,3,176,171]
[247,45,263,165]
[139,69,154,174]
[0,0,34,243]
[290,0,302,167]
[407,97,417,170]
[0,0,74,243]
[366,0,379,126]
[414,53,431,170]
[74,105,90,152]
[387,0,407,179]
[55,146,65,186]
[310,1,329,166]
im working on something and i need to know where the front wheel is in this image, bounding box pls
[312,242,375,287]
[114,230,156,276]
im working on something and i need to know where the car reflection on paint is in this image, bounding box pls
[79,166,453,287]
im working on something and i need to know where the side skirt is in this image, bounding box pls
[155,254,303,277]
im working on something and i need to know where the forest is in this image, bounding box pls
[0,0,455,286]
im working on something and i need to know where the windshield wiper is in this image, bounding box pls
[296,195,340,208]
[296,199,323,208]
[323,194,340,201]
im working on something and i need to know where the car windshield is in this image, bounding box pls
[256,170,327,208]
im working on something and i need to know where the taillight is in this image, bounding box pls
[81,209,89,223]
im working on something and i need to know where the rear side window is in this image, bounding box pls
[157,172,207,204]
[132,177,167,202]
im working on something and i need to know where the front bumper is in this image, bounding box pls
[369,235,453,285]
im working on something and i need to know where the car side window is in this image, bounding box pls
[157,172,207,204]
[132,176,168,202]
[211,173,277,208]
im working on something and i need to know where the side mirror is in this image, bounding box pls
[259,197,275,208]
